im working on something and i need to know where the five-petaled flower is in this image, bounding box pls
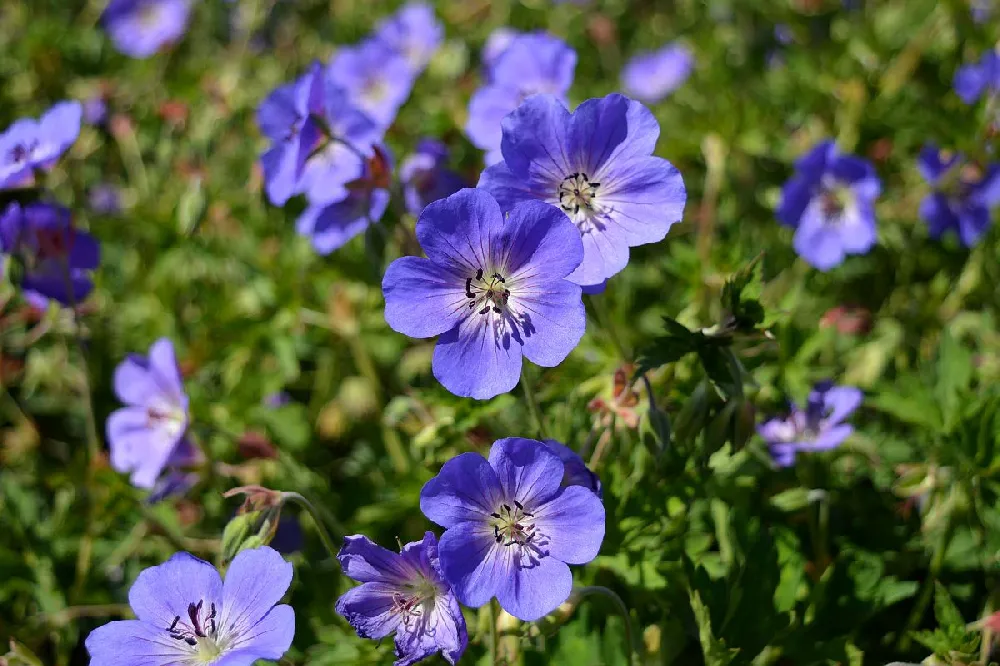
[336,532,467,666]
[382,188,586,400]
[85,546,295,666]
[328,40,416,130]
[758,381,862,467]
[478,93,686,292]
[106,338,198,490]
[420,437,605,621]
[400,139,466,216]
[0,201,100,309]
[466,32,577,165]
[917,144,1000,247]
[776,140,881,271]
[621,42,694,104]
[0,101,82,190]
[101,0,192,59]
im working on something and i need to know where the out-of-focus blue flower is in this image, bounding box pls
[620,43,694,104]
[758,381,862,467]
[145,469,199,505]
[0,202,99,309]
[972,0,993,23]
[296,146,392,255]
[328,40,416,130]
[382,188,585,400]
[374,2,443,74]
[82,96,108,126]
[106,338,197,490]
[263,391,291,408]
[0,101,82,190]
[482,27,521,71]
[466,33,576,165]
[336,532,467,666]
[776,140,880,271]
[918,144,1000,247]
[101,0,191,59]
[479,93,686,291]
[420,437,605,621]
[954,50,1000,104]
[86,547,295,666]
[89,184,122,215]
[400,139,466,216]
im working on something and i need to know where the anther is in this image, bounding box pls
[492,306,501,313]
[476,268,484,281]
[465,278,474,298]
[490,512,501,518]
[168,616,180,632]
[479,306,490,315]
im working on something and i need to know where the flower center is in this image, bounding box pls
[465,267,510,316]
[818,182,854,223]
[166,600,222,658]
[9,142,33,165]
[558,172,600,215]
[490,501,535,547]
[147,404,186,437]
[391,574,439,621]
[138,2,163,28]
[33,228,71,260]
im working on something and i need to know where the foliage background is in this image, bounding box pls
[1,0,999,665]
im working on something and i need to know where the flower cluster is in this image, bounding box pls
[918,144,1000,247]
[257,3,443,253]
[336,437,605,664]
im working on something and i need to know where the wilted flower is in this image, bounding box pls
[479,93,686,291]
[85,547,295,666]
[758,381,862,467]
[101,0,192,59]
[954,49,1000,104]
[296,145,392,254]
[106,338,197,489]
[620,43,694,103]
[776,140,880,271]
[0,101,82,189]
[328,40,415,130]
[374,2,443,74]
[336,532,467,666]
[382,188,585,400]
[0,202,100,308]
[420,437,605,621]
[466,33,576,165]
[918,144,1000,247]
[400,139,466,215]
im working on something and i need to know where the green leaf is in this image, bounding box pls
[932,582,965,629]
[935,330,973,430]
[689,589,740,666]
[769,487,812,512]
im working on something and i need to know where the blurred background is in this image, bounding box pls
[2,1,1000,665]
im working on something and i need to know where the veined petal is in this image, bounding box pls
[257,83,299,142]
[420,452,503,527]
[566,219,630,286]
[219,547,293,640]
[437,522,510,608]
[511,279,584,368]
[128,552,222,627]
[415,188,502,274]
[494,550,572,621]
[477,161,553,214]
[498,94,573,183]
[432,312,522,400]
[500,200,584,281]
[487,438,565,507]
[335,581,403,639]
[219,604,295,663]
[596,155,686,245]
[531,486,605,564]
[804,424,853,453]
[383,256,468,338]
[85,619,192,666]
[105,407,184,489]
[338,534,413,584]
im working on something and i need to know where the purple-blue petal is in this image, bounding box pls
[493,549,572,621]
[487,437,565,507]
[382,256,467,339]
[436,522,508,608]
[335,581,402,639]
[85,619,191,666]
[432,313,523,399]
[419,451,503,528]
[128,551,222,627]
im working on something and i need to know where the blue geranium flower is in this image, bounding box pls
[101,0,191,59]
[776,140,881,271]
[328,40,416,130]
[382,188,586,400]
[954,49,1000,104]
[758,381,862,467]
[466,33,576,165]
[482,27,521,71]
[106,338,199,490]
[336,532,467,666]
[0,202,99,309]
[374,2,443,74]
[400,139,466,216]
[918,145,1000,247]
[420,437,605,621]
[478,93,686,291]
[86,547,295,666]
[621,42,694,104]
[0,101,82,190]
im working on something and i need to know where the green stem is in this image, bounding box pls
[574,586,638,666]
[281,491,342,559]
[520,366,547,439]
[489,598,500,666]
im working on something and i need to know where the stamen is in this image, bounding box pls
[465,278,474,298]
[476,268,483,281]
[168,616,180,632]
